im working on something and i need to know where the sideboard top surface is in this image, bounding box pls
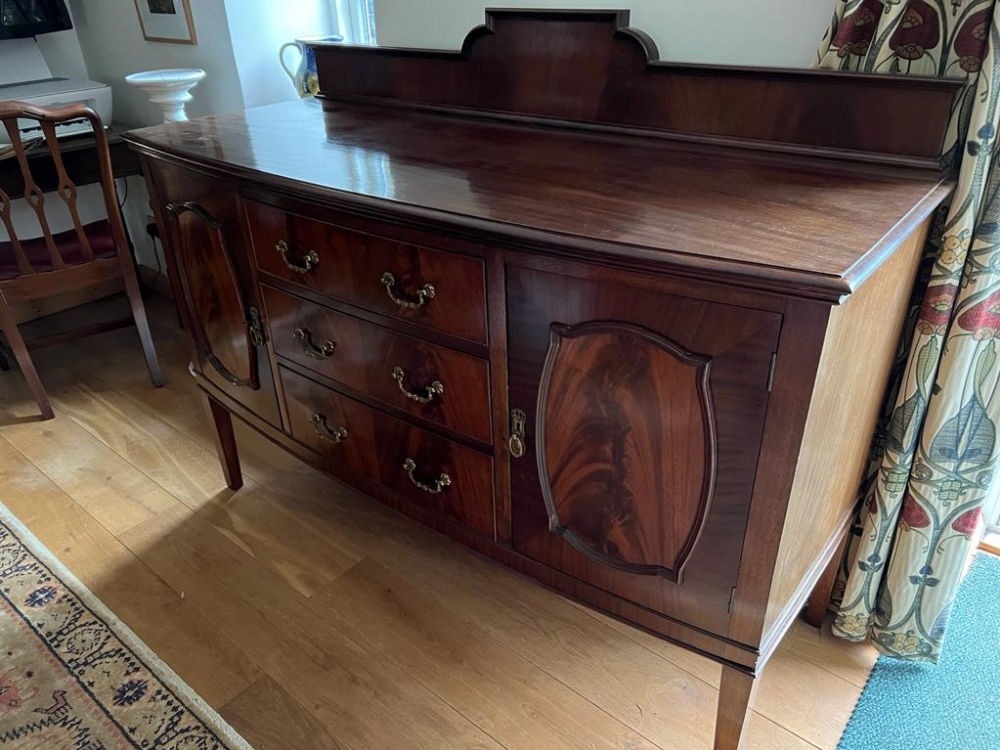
[124,100,952,302]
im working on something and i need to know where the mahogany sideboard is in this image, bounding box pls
[124,10,961,749]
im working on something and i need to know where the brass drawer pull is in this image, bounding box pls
[277,239,320,274]
[381,272,435,309]
[309,413,348,444]
[294,328,336,359]
[391,366,444,404]
[403,458,451,494]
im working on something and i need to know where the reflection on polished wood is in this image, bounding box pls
[0,297,877,749]
[126,101,953,303]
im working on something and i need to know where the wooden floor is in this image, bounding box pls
[0,295,879,750]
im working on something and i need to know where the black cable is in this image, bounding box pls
[148,226,163,293]
[117,177,129,211]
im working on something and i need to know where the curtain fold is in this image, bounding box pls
[815,0,1000,661]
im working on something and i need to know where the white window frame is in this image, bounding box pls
[333,0,377,44]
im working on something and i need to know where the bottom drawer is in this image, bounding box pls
[280,366,495,537]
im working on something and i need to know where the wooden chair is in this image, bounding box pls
[0,101,163,419]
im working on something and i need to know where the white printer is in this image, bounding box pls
[0,78,113,144]
[0,38,113,145]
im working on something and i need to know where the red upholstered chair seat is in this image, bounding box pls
[0,220,117,280]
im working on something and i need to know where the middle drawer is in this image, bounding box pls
[263,285,493,444]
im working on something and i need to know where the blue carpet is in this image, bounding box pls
[838,553,1000,750]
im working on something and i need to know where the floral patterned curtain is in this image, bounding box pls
[815,0,1000,661]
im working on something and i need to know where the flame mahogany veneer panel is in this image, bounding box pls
[538,321,715,582]
[145,163,281,428]
[507,265,781,637]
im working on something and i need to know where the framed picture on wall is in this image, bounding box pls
[134,0,197,45]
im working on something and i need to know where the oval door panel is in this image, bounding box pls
[537,321,717,582]
[167,201,259,390]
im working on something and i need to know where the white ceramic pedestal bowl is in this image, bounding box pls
[124,68,206,124]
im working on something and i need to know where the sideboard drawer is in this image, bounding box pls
[246,200,488,345]
[281,364,380,481]
[263,286,493,443]
[281,366,495,537]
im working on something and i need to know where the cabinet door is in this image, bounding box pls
[508,266,780,636]
[148,164,281,427]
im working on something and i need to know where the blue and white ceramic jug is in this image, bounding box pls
[279,35,343,98]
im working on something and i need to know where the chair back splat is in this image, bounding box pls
[0,101,163,420]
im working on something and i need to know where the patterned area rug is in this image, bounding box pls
[0,502,253,749]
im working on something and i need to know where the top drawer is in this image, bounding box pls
[245,200,488,345]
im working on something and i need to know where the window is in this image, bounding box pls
[334,0,376,44]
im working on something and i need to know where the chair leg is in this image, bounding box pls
[119,249,164,388]
[0,290,54,420]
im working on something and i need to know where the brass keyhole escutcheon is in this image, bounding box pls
[509,408,527,458]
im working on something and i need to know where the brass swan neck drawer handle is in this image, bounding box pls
[294,328,336,359]
[309,413,348,444]
[391,366,444,404]
[381,272,435,309]
[277,239,320,274]
[403,458,451,494]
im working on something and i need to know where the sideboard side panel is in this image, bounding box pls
[759,215,933,649]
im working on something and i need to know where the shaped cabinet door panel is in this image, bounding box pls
[508,266,780,636]
[539,321,715,582]
[148,163,281,428]
[167,201,259,388]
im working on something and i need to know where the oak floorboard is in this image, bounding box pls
[46,376,245,510]
[2,352,358,599]
[0,440,261,708]
[751,650,863,749]
[119,505,507,750]
[581,603,867,748]
[274,470,814,750]
[0,396,181,536]
[312,556,663,750]
[781,618,879,689]
[92,352,303,486]
[40,374,358,597]
[220,675,351,750]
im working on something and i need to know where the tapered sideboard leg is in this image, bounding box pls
[204,395,243,490]
[805,534,847,628]
[715,666,759,750]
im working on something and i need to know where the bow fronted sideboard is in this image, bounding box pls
[124,10,960,748]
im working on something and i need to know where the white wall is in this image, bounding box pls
[34,26,88,79]
[57,1,330,270]
[373,0,834,68]
[67,0,244,127]
[225,0,335,109]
